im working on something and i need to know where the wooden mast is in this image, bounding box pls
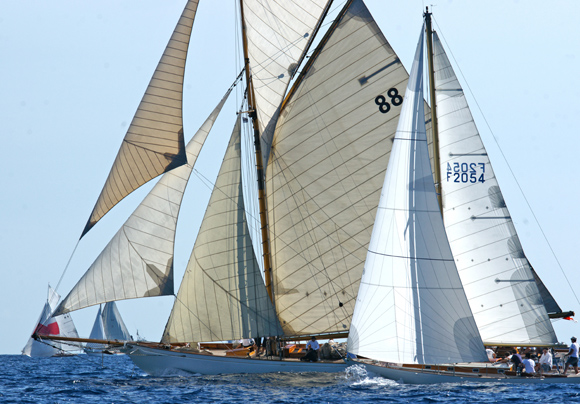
[239,0,274,303]
[424,7,443,215]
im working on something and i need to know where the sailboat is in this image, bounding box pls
[346,9,578,384]
[40,0,427,375]
[85,302,133,355]
[23,285,81,357]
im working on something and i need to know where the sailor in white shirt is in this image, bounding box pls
[564,336,580,374]
[538,348,553,374]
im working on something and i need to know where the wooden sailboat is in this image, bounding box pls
[38,0,428,375]
[346,9,578,384]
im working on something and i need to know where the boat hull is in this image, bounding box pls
[362,362,580,384]
[126,345,349,376]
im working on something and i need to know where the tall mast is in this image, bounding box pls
[239,0,274,303]
[424,7,443,215]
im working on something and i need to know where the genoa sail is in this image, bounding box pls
[432,30,557,346]
[347,28,486,364]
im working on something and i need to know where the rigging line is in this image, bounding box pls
[433,17,580,307]
[55,239,81,294]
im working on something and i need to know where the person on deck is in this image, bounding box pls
[537,348,553,374]
[510,350,524,373]
[563,337,579,375]
[521,353,536,376]
[236,338,255,350]
[486,348,497,362]
[300,336,320,362]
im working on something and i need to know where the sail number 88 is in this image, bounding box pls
[375,88,402,114]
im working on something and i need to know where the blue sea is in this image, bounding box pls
[3,355,580,403]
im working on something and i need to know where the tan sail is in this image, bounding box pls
[54,88,232,315]
[265,0,433,336]
[162,116,282,343]
[82,0,200,237]
[242,0,330,168]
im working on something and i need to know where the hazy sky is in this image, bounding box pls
[1,0,578,355]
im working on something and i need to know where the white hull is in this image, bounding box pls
[125,345,349,376]
[362,362,580,384]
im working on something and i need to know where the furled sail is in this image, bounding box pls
[432,31,557,345]
[348,29,486,364]
[162,116,282,343]
[82,0,200,237]
[242,0,330,167]
[22,286,80,357]
[265,0,432,336]
[54,88,232,315]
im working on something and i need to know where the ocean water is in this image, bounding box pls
[3,355,580,404]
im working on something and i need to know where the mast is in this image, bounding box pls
[424,7,443,214]
[239,0,274,303]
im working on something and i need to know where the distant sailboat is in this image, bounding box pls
[23,286,80,357]
[85,302,132,355]
[346,9,577,384]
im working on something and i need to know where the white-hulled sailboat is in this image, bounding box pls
[37,0,432,375]
[346,9,578,384]
[23,285,81,357]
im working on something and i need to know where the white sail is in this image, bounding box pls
[432,31,557,345]
[265,0,431,336]
[54,89,233,315]
[82,0,200,236]
[102,302,132,341]
[348,28,486,365]
[85,305,106,351]
[242,0,330,167]
[23,286,80,356]
[162,116,282,343]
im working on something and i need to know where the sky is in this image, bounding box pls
[1,0,578,355]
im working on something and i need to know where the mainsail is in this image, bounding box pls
[265,0,432,336]
[347,28,486,364]
[82,0,200,237]
[162,116,282,343]
[54,88,233,315]
[432,31,557,345]
[241,0,331,167]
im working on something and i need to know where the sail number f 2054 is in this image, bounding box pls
[446,162,485,183]
[375,88,402,113]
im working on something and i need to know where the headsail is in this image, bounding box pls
[432,31,557,345]
[265,0,431,336]
[82,0,200,237]
[242,0,331,168]
[348,29,486,364]
[54,88,233,315]
[162,116,282,344]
